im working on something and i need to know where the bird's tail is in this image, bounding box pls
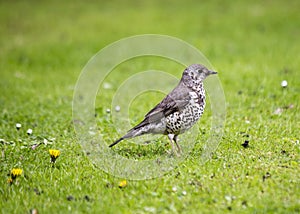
[109,137,124,147]
[109,120,149,147]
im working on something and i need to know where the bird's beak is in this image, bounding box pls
[209,70,218,75]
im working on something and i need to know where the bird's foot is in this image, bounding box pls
[166,148,181,157]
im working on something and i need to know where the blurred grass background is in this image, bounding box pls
[0,0,299,213]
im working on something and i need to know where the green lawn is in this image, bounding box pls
[1,0,299,213]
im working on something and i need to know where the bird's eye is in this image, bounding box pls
[197,69,202,73]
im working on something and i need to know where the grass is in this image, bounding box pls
[0,0,299,213]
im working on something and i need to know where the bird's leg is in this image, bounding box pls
[167,134,181,157]
[167,134,176,156]
[174,135,182,154]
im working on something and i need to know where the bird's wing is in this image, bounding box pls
[146,87,190,118]
[132,82,191,130]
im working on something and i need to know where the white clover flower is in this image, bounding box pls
[16,123,22,130]
[27,129,33,135]
[281,80,288,88]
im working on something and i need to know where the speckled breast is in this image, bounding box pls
[165,97,205,134]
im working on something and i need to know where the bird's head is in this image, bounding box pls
[183,64,217,82]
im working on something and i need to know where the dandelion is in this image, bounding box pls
[49,149,60,163]
[7,177,13,184]
[11,168,22,179]
[118,180,127,188]
[7,168,22,185]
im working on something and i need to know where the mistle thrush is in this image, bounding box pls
[109,64,217,155]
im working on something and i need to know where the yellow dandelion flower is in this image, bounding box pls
[7,177,13,184]
[11,168,22,179]
[118,180,127,188]
[49,149,60,163]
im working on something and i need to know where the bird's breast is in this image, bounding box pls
[189,91,205,106]
[165,98,205,134]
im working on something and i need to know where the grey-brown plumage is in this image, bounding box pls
[109,64,217,155]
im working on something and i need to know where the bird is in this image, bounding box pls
[109,64,217,155]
